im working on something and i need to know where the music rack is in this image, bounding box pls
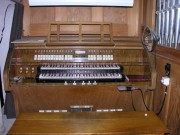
[47,22,114,46]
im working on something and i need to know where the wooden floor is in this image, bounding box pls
[7,111,170,135]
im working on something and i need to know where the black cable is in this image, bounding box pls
[156,86,168,115]
[0,4,12,44]
[130,91,136,111]
[137,88,150,111]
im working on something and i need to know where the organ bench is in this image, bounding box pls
[8,111,170,135]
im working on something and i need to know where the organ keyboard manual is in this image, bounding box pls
[3,22,153,117]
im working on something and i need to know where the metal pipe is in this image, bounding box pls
[174,0,180,49]
[155,0,159,37]
[164,0,170,46]
[161,0,166,45]
[156,0,162,44]
[168,0,176,48]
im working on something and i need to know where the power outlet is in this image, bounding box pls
[161,63,171,86]
[165,63,171,77]
[161,76,170,86]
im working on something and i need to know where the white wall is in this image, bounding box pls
[0,0,15,134]
[0,0,15,100]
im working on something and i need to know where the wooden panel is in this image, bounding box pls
[55,7,91,22]
[66,7,91,22]
[8,112,169,135]
[143,0,156,29]
[55,7,68,21]
[104,7,127,24]
[30,23,49,36]
[112,24,128,36]
[22,0,30,36]
[127,0,140,36]
[153,46,180,135]
[92,7,103,21]
[11,85,149,114]
[103,7,129,36]
[166,83,180,135]
[154,58,180,135]
[71,7,91,22]
[155,45,180,65]
[22,0,143,37]
[30,7,55,24]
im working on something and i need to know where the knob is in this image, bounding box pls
[26,67,29,73]
[82,81,85,85]
[20,67,23,73]
[87,81,91,85]
[93,81,97,85]
[64,81,68,85]
[73,81,76,85]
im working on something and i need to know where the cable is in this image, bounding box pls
[119,85,167,113]
[130,91,136,111]
[156,86,168,115]
[118,86,150,111]
[0,4,12,44]
[136,88,150,111]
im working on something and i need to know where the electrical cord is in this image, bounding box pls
[0,4,12,44]
[119,86,165,112]
[131,88,150,111]
[130,90,136,111]
[130,64,169,114]
[136,88,150,111]
[156,86,168,115]
[120,87,150,111]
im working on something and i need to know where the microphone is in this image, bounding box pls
[117,86,136,91]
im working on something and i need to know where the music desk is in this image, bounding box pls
[8,111,170,135]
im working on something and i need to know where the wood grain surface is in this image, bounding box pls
[8,111,170,135]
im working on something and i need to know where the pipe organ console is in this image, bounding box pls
[3,22,154,117]
[36,50,125,83]
[12,48,126,84]
[37,63,124,84]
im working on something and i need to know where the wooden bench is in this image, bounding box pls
[8,111,169,135]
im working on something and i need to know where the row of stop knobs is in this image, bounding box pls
[64,81,97,85]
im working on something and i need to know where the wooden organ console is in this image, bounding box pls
[4,22,155,117]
